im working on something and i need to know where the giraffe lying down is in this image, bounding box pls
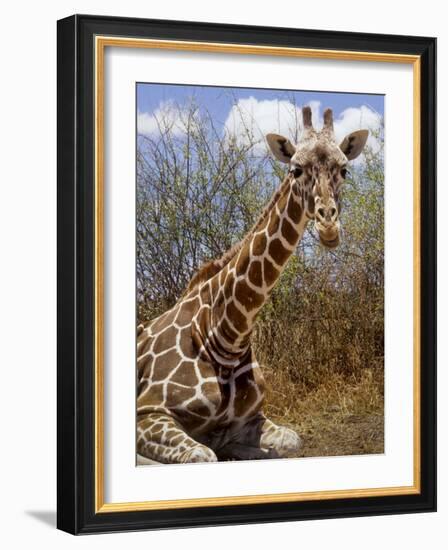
[137,106,368,464]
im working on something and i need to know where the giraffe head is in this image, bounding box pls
[266,106,369,248]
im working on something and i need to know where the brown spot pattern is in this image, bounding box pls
[199,284,211,305]
[213,291,226,321]
[166,385,197,407]
[152,349,181,381]
[196,359,215,379]
[252,232,267,256]
[175,298,199,327]
[137,354,153,379]
[248,260,262,287]
[152,325,178,354]
[224,272,235,299]
[137,335,152,356]
[210,275,219,298]
[218,264,228,286]
[170,361,197,385]
[139,382,164,406]
[281,218,298,246]
[151,308,177,333]
[268,239,290,266]
[236,250,250,275]
[235,279,264,311]
[287,195,302,224]
[277,192,288,213]
[226,301,248,332]
[179,328,197,359]
[263,258,279,286]
[219,318,238,343]
[267,213,280,236]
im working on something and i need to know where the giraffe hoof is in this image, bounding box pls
[181,445,218,463]
[279,427,302,456]
[262,426,302,457]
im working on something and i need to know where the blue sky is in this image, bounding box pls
[136,83,384,156]
[137,83,384,129]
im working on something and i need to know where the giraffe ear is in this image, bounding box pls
[266,133,295,163]
[339,129,369,160]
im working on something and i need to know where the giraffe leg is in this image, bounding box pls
[137,413,218,464]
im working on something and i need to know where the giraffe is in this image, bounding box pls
[137,106,369,464]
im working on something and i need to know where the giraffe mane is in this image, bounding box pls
[182,173,292,296]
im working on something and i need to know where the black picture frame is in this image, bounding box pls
[57,14,436,534]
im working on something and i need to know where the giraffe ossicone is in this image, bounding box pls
[137,106,369,464]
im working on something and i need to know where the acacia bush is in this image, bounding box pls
[137,100,278,320]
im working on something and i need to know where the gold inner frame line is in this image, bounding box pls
[94,35,421,514]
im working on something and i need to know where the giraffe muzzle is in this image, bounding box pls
[315,219,341,249]
[314,197,340,248]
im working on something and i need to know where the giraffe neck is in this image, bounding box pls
[193,175,310,362]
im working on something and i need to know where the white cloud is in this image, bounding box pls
[223,97,315,151]
[223,98,382,158]
[137,100,198,137]
[137,111,160,135]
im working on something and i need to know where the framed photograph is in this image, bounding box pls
[57,14,436,534]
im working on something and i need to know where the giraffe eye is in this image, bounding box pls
[291,166,303,178]
[340,168,349,179]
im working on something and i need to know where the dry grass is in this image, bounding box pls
[262,365,384,457]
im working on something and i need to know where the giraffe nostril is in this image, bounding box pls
[317,208,325,219]
[330,207,337,218]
